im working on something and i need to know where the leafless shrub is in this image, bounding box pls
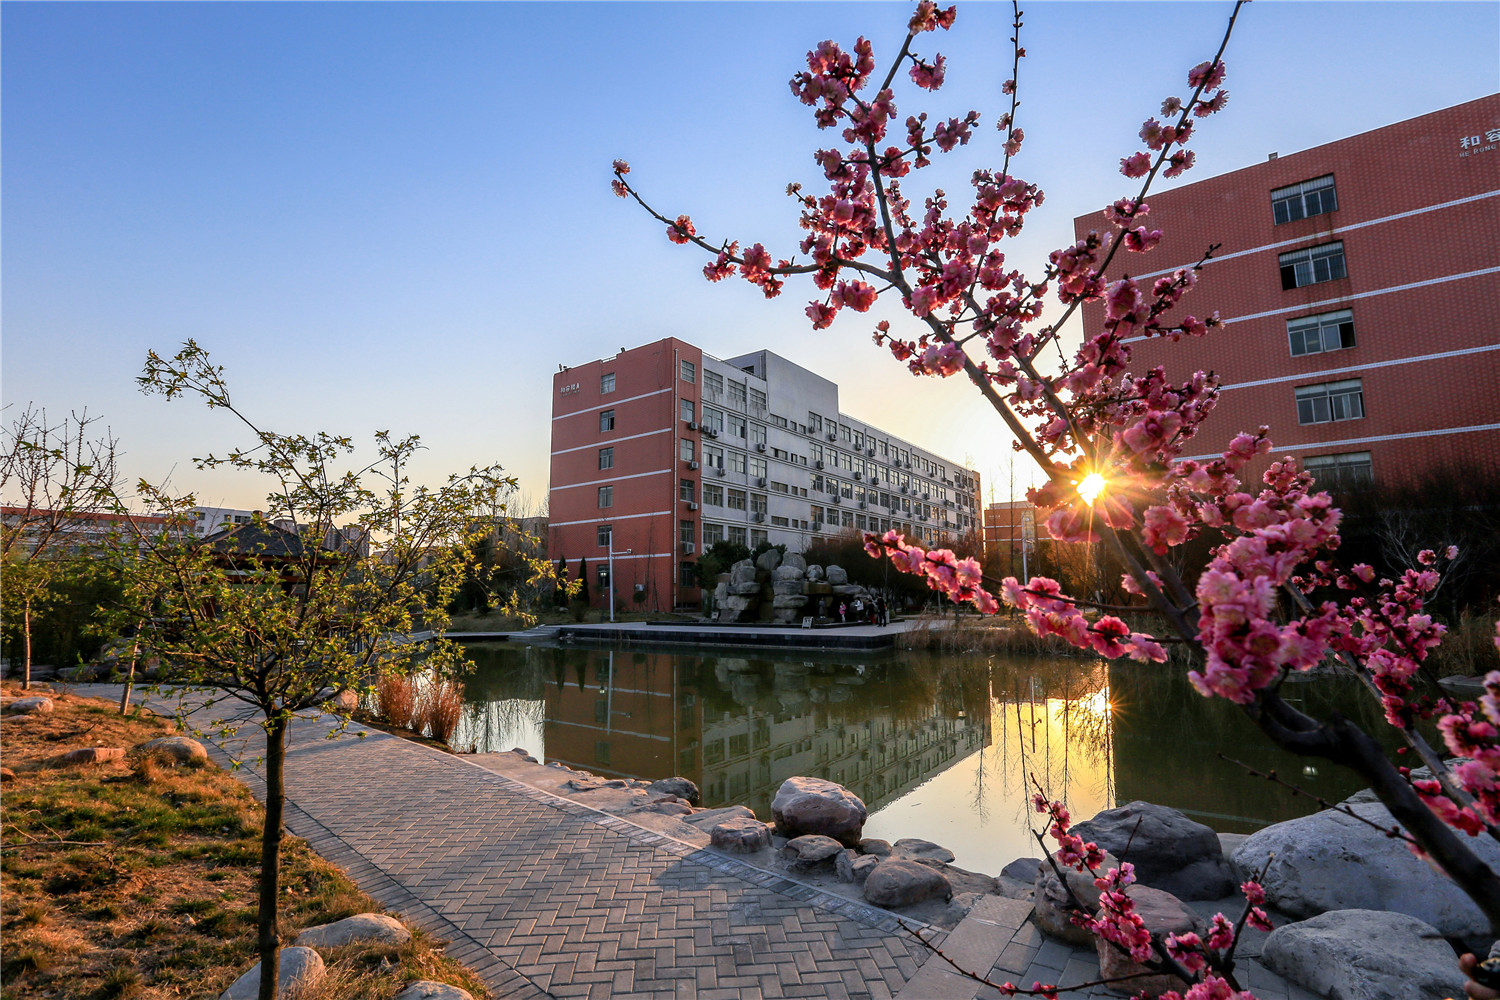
[375,674,417,730]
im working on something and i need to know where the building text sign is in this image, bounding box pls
[1459,127,1500,158]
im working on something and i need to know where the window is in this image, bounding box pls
[808,413,823,435]
[597,524,612,546]
[749,423,767,446]
[599,409,615,432]
[680,479,695,502]
[1288,309,1356,357]
[750,493,768,515]
[749,528,768,548]
[728,450,747,474]
[702,483,724,506]
[770,481,789,494]
[749,387,767,414]
[701,406,725,434]
[840,424,852,443]
[601,372,616,394]
[726,489,747,511]
[853,431,865,449]
[727,413,747,438]
[703,522,725,545]
[771,515,789,527]
[596,564,610,590]
[1296,379,1364,425]
[810,443,823,464]
[679,438,695,462]
[1304,452,1373,491]
[728,525,747,546]
[598,447,614,470]
[680,360,696,383]
[597,486,613,508]
[703,444,724,470]
[680,399,695,422]
[1272,175,1338,225]
[750,457,767,479]
[680,562,697,587]
[1280,242,1347,289]
[703,370,723,397]
[728,381,747,410]
[680,520,695,544]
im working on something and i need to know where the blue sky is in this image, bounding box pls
[4,1,1496,512]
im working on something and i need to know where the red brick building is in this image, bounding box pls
[1075,95,1500,490]
[549,340,981,611]
[982,500,1036,579]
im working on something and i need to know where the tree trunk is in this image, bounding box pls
[257,716,289,1000]
[118,635,140,715]
[22,599,32,690]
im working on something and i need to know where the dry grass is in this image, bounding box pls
[374,674,418,730]
[0,682,489,1000]
[897,611,1086,654]
[418,680,465,744]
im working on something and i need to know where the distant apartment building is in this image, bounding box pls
[1074,95,1500,491]
[1,506,184,556]
[189,506,256,537]
[549,340,982,610]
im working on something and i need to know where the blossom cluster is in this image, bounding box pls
[863,529,999,614]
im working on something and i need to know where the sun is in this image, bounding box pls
[1077,472,1107,506]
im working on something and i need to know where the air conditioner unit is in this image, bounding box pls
[923,493,931,501]
[811,521,823,530]
[853,472,863,481]
[688,502,699,510]
[899,485,908,494]
[682,541,696,554]
[867,448,875,457]
[687,421,699,430]
[689,460,700,469]
[755,477,767,487]
[945,499,953,507]
[858,502,867,510]
[919,515,929,522]
[752,512,766,523]
[905,461,913,469]
[755,442,766,452]
[831,495,842,505]
[714,467,726,477]
[814,460,824,469]
[706,428,719,438]
[827,431,837,441]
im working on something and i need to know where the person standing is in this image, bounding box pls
[877,596,888,626]
[838,601,847,623]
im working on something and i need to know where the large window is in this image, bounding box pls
[727,413,747,438]
[1288,309,1356,357]
[597,486,614,508]
[728,450,747,474]
[680,520,695,544]
[597,524,612,546]
[728,525,747,546]
[1296,379,1364,425]
[749,387,767,414]
[750,457,767,480]
[599,409,615,432]
[1279,242,1347,289]
[598,447,614,470]
[680,360,696,383]
[680,562,697,587]
[703,444,725,471]
[702,483,724,506]
[701,406,725,434]
[728,381,747,411]
[703,369,723,398]
[679,438,695,462]
[1304,452,1373,491]
[726,489,747,511]
[680,398,695,422]
[703,522,725,545]
[1272,175,1337,225]
[600,372,616,394]
[749,423,767,446]
[680,479,695,502]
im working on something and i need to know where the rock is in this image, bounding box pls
[1071,801,1236,901]
[683,804,758,831]
[1001,858,1040,883]
[4,696,53,715]
[1261,909,1465,1000]
[771,776,867,845]
[647,776,700,803]
[825,565,849,586]
[219,946,326,1000]
[50,747,125,767]
[893,838,956,864]
[324,689,359,713]
[394,983,475,1000]
[781,552,807,573]
[0,767,14,782]
[641,800,693,816]
[730,582,761,596]
[772,595,808,609]
[729,559,757,585]
[774,565,805,582]
[296,912,410,949]
[1033,851,1122,946]
[507,747,539,763]
[805,564,824,582]
[1096,885,1207,997]
[133,736,209,765]
[755,549,783,572]
[837,850,880,883]
[783,834,844,869]
[863,859,951,908]
[859,838,893,857]
[711,817,773,853]
[1233,799,1500,937]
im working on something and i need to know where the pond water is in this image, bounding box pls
[451,642,1402,876]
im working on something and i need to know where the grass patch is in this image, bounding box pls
[1,682,490,999]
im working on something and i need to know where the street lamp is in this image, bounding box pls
[607,531,632,623]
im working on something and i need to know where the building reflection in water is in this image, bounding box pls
[453,644,1393,877]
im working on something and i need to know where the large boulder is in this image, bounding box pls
[782,835,844,870]
[711,818,774,853]
[1033,851,1121,945]
[1261,909,1465,1000]
[771,776,867,845]
[219,946,325,999]
[892,839,955,864]
[1070,801,1236,900]
[295,912,410,949]
[49,747,124,767]
[755,549,783,573]
[863,859,951,908]
[825,565,849,586]
[805,564,824,582]
[837,850,879,883]
[1096,885,1207,997]
[1233,799,1500,937]
[647,776,700,803]
[774,564,806,582]
[4,696,53,715]
[133,736,209,765]
[782,552,808,574]
[729,559,757,585]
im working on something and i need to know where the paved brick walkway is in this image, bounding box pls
[94,688,937,999]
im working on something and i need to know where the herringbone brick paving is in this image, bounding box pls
[100,688,938,999]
